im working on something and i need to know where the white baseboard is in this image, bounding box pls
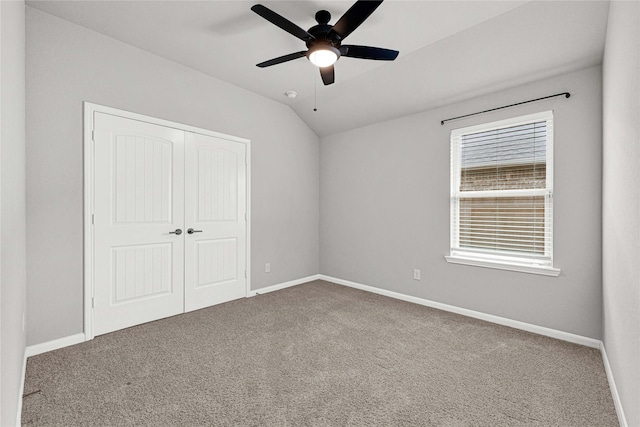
[17,349,27,427]
[248,274,321,297]
[319,275,601,349]
[18,276,624,426]
[22,277,600,352]
[600,342,628,427]
[25,333,86,358]
[26,277,324,359]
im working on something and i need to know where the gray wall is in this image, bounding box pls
[26,8,319,346]
[602,1,640,425]
[321,66,603,339]
[1,1,27,425]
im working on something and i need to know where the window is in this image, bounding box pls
[446,111,560,276]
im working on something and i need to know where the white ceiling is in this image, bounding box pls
[27,0,609,137]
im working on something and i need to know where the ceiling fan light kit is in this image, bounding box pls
[307,45,340,67]
[251,0,399,85]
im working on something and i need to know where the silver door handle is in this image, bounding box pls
[187,228,202,234]
[169,229,182,235]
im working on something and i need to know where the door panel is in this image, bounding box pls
[113,135,173,223]
[93,113,185,336]
[196,238,237,288]
[112,244,172,301]
[196,147,238,222]
[184,132,247,312]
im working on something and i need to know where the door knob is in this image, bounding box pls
[187,228,202,234]
[169,229,182,235]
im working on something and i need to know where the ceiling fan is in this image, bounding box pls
[251,0,399,86]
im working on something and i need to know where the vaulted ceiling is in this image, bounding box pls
[27,0,609,137]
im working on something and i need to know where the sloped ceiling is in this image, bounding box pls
[27,0,609,137]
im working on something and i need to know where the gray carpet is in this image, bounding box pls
[22,280,618,426]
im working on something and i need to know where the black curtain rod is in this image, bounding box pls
[440,92,571,126]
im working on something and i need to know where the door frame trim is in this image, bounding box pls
[83,102,251,340]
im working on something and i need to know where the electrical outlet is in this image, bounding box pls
[265,263,271,273]
[413,269,421,280]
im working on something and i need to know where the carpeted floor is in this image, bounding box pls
[22,280,618,426]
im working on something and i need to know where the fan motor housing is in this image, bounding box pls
[307,24,338,46]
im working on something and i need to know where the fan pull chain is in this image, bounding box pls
[313,74,318,112]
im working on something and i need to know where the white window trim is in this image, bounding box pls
[445,255,561,276]
[447,110,560,276]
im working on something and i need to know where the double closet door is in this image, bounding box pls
[91,112,247,336]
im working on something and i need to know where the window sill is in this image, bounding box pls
[444,255,561,277]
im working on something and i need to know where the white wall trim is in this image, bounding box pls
[600,342,628,427]
[84,103,251,143]
[83,102,95,340]
[28,275,321,358]
[245,143,252,300]
[20,278,625,427]
[17,350,27,427]
[319,275,601,348]
[248,274,321,297]
[25,333,86,358]
[445,255,561,277]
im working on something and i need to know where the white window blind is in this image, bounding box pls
[449,111,556,273]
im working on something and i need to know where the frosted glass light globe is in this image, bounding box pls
[309,49,338,67]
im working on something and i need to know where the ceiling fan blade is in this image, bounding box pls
[257,51,307,68]
[319,65,335,85]
[251,4,315,42]
[329,0,383,41]
[341,45,399,61]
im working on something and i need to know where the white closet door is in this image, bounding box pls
[184,132,247,312]
[93,113,185,336]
